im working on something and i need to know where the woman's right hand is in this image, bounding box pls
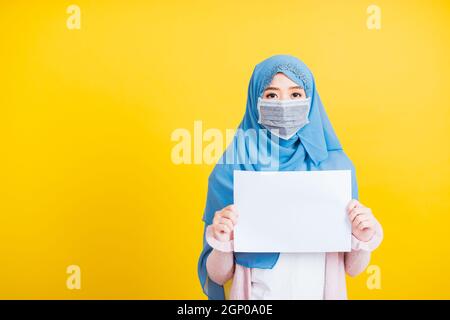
[212,204,239,242]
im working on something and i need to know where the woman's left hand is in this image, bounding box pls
[347,199,376,242]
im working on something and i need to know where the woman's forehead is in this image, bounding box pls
[267,72,302,87]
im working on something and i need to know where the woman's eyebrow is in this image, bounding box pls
[265,86,303,91]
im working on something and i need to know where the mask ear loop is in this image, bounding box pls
[256,97,263,124]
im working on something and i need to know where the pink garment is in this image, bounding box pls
[205,219,383,300]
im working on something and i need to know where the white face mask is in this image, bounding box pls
[257,97,311,140]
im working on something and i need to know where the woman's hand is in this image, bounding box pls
[347,199,376,242]
[212,204,239,242]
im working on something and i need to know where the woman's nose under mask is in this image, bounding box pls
[257,97,311,140]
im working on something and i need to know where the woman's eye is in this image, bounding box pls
[291,92,303,98]
[265,93,277,99]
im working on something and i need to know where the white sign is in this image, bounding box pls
[233,170,352,253]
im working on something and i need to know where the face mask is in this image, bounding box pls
[257,97,311,140]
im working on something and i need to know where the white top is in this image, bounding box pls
[250,252,326,300]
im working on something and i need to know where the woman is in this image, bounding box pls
[197,54,383,300]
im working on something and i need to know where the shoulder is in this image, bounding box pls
[317,150,356,171]
[208,162,234,186]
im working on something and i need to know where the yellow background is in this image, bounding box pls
[1,0,449,299]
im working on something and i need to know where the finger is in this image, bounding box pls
[223,204,239,216]
[353,214,370,226]
[349,210,364,222]
[213,210,222,224]
[220,210,238,225]
[213,213,221,226]
[347,199,360,213]
[358,221,373,230]
[219,217,234,231]
[351,210,370,224]
[217,223,231,234]
[349,207,371,222]
[349,205,368,215]
[352,218,361,230]
[353,217,371,230]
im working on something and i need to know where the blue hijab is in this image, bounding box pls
[198,54,359,299]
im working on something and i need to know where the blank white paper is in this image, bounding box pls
[233,170,352,253]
